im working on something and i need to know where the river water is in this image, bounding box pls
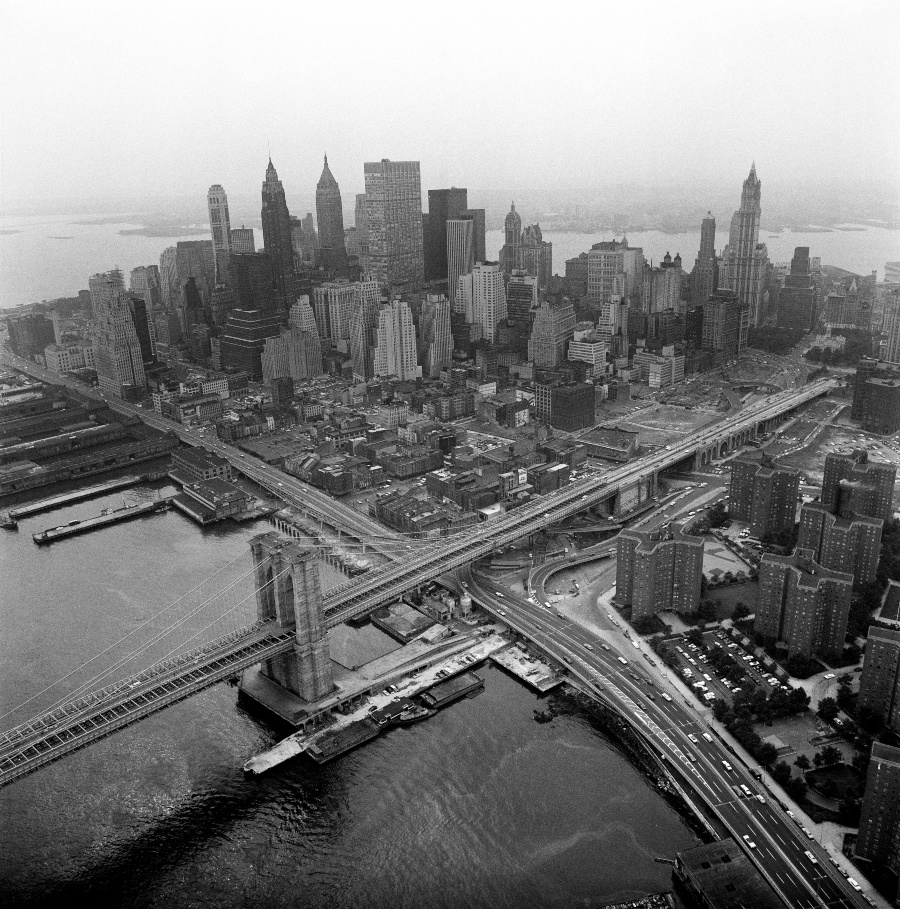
[0,479,698,907]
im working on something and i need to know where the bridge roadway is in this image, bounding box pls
[0,622,296,788]
[319,379,835,625]
[463,567,868,909]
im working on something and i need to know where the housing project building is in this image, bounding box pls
[615,524,704,621]
[729,453,800,539]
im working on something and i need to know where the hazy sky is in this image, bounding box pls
[1,0,899,210]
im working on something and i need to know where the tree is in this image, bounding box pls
[698,600,718,623]
[794,754,812,771]
[712,698,730,722]
[786,777,809,801]
[732,602,751,623]
[817,697,839,723]
[687,627,704,647]
[818,745,843,766]
[757,742,778,766]
[771,761,792,785]
[820,779,839,799]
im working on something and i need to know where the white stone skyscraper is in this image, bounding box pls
[315,155,348,275]
[446,218,475,311]
[207,185,232,283]
[419,294,453,378]
[720,164,769,327]
[472,262,507,343]
[349,279,381,380]
[363,159,424,290]
[91,270,146,397]
[373,299,421,380]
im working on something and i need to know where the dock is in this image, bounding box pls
[32,497,175,544]
[491,645,562,692]
[420,671,483,708]
[8,474,152,521]
[305,719,381,764]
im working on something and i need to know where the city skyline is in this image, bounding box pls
[1,2,899,210]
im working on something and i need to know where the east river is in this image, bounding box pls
[0,480,699,907]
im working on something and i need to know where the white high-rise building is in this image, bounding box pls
[446,218,474,310]
[91,271,146,397]
[207,185,232,283]
[312,280,355,350]
[419,294,452,378]
[373,299,421,380]
[262,326,322,384]
[472,262,507,343]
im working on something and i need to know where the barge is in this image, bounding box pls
[32,497,174,545]
[420,671,484,709]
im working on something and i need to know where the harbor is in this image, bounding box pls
[490,643,563,692]
[31,496,175,544]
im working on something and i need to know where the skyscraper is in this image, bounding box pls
[642,252,685,314]
[755,548,853,660]
[373,299,421,380]
[315,155,348,276]
[419,294,452,378]
[349,279,381,380]
[691,212,717,307]
[702,290,750,361]
[230,252,279,318]
[499,202,522,277]
[446,218,475,308]
[91,270,146,397]
[586,239,645,306]
[796,503,882,588]
[719,164,769,327]
[354,193,369,274]
[261,158,295,309]
[777,247,817,332]
[528,299,576,368]
[822,450,896,521]
[471,262,507,343]
[616,525,704,621]
[364,159,424,291]
[729,453,800,539]
[312,280,355,350]
[230,227,255,254]
[425,187,468,281]
[207,184,232,283]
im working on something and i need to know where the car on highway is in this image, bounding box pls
[721,760,733,771]
[742,834,756,850]
[661,692,672,702]
[688,734,699,744]
[584,644,593,651]
[497,610,506,616]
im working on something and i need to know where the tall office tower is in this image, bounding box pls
[349,279,381,380]
[472,262,507,343]
[446,217,475,307]
[219,308,284,377]
[499,202,522,277]
[419,294,452,378]
[181,277,208,334]
[691,212,717,306]
[822,450,896,521]
[506,270,539,329]
[230,227,256,254]
[354,193,369,274]
[261,158,295,309]
[425,187,468,280]
[364,159,424,291]
[288,295,323,376]
[797,503,883,587]
[209,285,235,328]
[129,265,160,302]
[91,275,146,397]
[858,627,900,732]
[262,325,322,384]
[702,290,750,361]
[230,252,280,317]
[528,299,576,368]
[642,252,685,314]
[852,358,900,435]
[719,164,769,327]
[159,247,178,309]
[616,525,704,621]
[777,247,817,332]
[885,306,900,366]
[729,453,800,538]
[127,295,157,364]
[518,224,553,288]
[855,743,900,872]
[315,155,348,276]
[586,239,645,306]
[463,208,486,264]
[373,299,421,380]
[755,548,853,660]
[207,184,232,283]
[568,327,608,376]
[312,280,355,349]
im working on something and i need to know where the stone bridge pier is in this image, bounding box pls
[250,532,334,703]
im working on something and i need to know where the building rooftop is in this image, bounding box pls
[676,839,783,909]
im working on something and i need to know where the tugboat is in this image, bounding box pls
[393,703,436,726]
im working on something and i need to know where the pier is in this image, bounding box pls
[32,497,175,544]
[7,473,159,522]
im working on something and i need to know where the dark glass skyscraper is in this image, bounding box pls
[425,187,468,281]
[315,155,348,276]
[261,158,295,311]
[691,211,717,306]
